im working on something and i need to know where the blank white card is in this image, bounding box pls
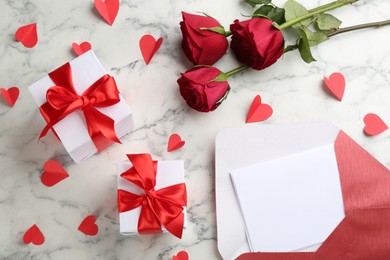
[230,144,345,252]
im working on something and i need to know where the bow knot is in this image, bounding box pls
[39,62,121,152]
[146,189,157,200]
[81,95,94,108]
[118,154,187,238]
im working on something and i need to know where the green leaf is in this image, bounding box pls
[253,5,285,25]
[304,29,328,46]
[316,13,342,31]
[298,29,316,63]
[245,0,272,7]
[268,7,286,25]
[284,0,310,29]
[200,26,227,36]
[253,5,273,17]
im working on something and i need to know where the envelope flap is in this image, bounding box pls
[335,131,390,212]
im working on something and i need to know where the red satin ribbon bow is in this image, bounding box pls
[117,154,187,238]
[39,62,121,152]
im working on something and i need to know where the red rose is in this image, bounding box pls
[180,12,228,65]
[230,18,284,70]
[178,67,229,112]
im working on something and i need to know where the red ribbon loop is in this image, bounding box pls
[117,154,187,238]
[39,62,121,152]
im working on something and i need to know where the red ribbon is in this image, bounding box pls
[39,62,121,152]
[117,154,187,238]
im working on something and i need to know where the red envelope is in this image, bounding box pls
[215,123,390,259]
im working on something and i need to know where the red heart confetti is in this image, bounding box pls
[173,251,189,260]
[246,95,273,123]
[168,133,185,152]
[41,160,69,187]
[78,215,99,236]
[363,113,388,136]
[23,224,45,245]
[94,0,119,26]
[140,34,163,65]
[323,72,346,101]
[0,87,19,107]
[72,42,92,56]
[15,23,38,48]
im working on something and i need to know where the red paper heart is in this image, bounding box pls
[78,215,98,236]
[72,42,92,56]
[94,0,119,26]
[173,251,189,260]
[140,35,163,65]
[363,113,388,136]
[41,160,69,187]
[15,23,38,48]
[168,133,185,152]
[23,224,45,245]
[246,95,273,123]
[0,87,19,107]
[323,72,345,101]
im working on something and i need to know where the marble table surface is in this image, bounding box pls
[1,0,390,259]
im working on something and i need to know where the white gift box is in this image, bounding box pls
[29,51,134,163]
[117,159,187,236]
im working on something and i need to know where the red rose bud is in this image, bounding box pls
[180,12,228,65]
[178,66,229,112]
[230,18,284,70]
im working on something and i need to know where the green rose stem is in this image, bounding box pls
[225,65,249,77]
[307,0,356,14]
[214,65,249,81]
[327,19,390,37]
[284,19,390,53]
[278,0,359,30]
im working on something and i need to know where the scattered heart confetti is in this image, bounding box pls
[23,224,45,245]
[41,160,69,187]
[0,87,19,107]
[323,72,345,101]
[78,215,98,236]
[140,34,163,65]
[363,113,388,136]
[15,23,38,48]
[246,95,273,123]
[167,133,185,152]
[72,42,92,56]
[173,251,189,260]
[94,0,119,26]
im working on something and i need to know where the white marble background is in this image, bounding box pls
[1,0,390,259]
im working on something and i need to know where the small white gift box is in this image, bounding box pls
[117,157,187,237]
[29,51,134,163]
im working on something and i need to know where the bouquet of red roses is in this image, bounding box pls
[178,0,390,112]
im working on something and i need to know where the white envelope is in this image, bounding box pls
[29,51,134,163]
[215,122,345,259]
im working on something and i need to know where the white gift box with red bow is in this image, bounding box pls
[29,51,134,163]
